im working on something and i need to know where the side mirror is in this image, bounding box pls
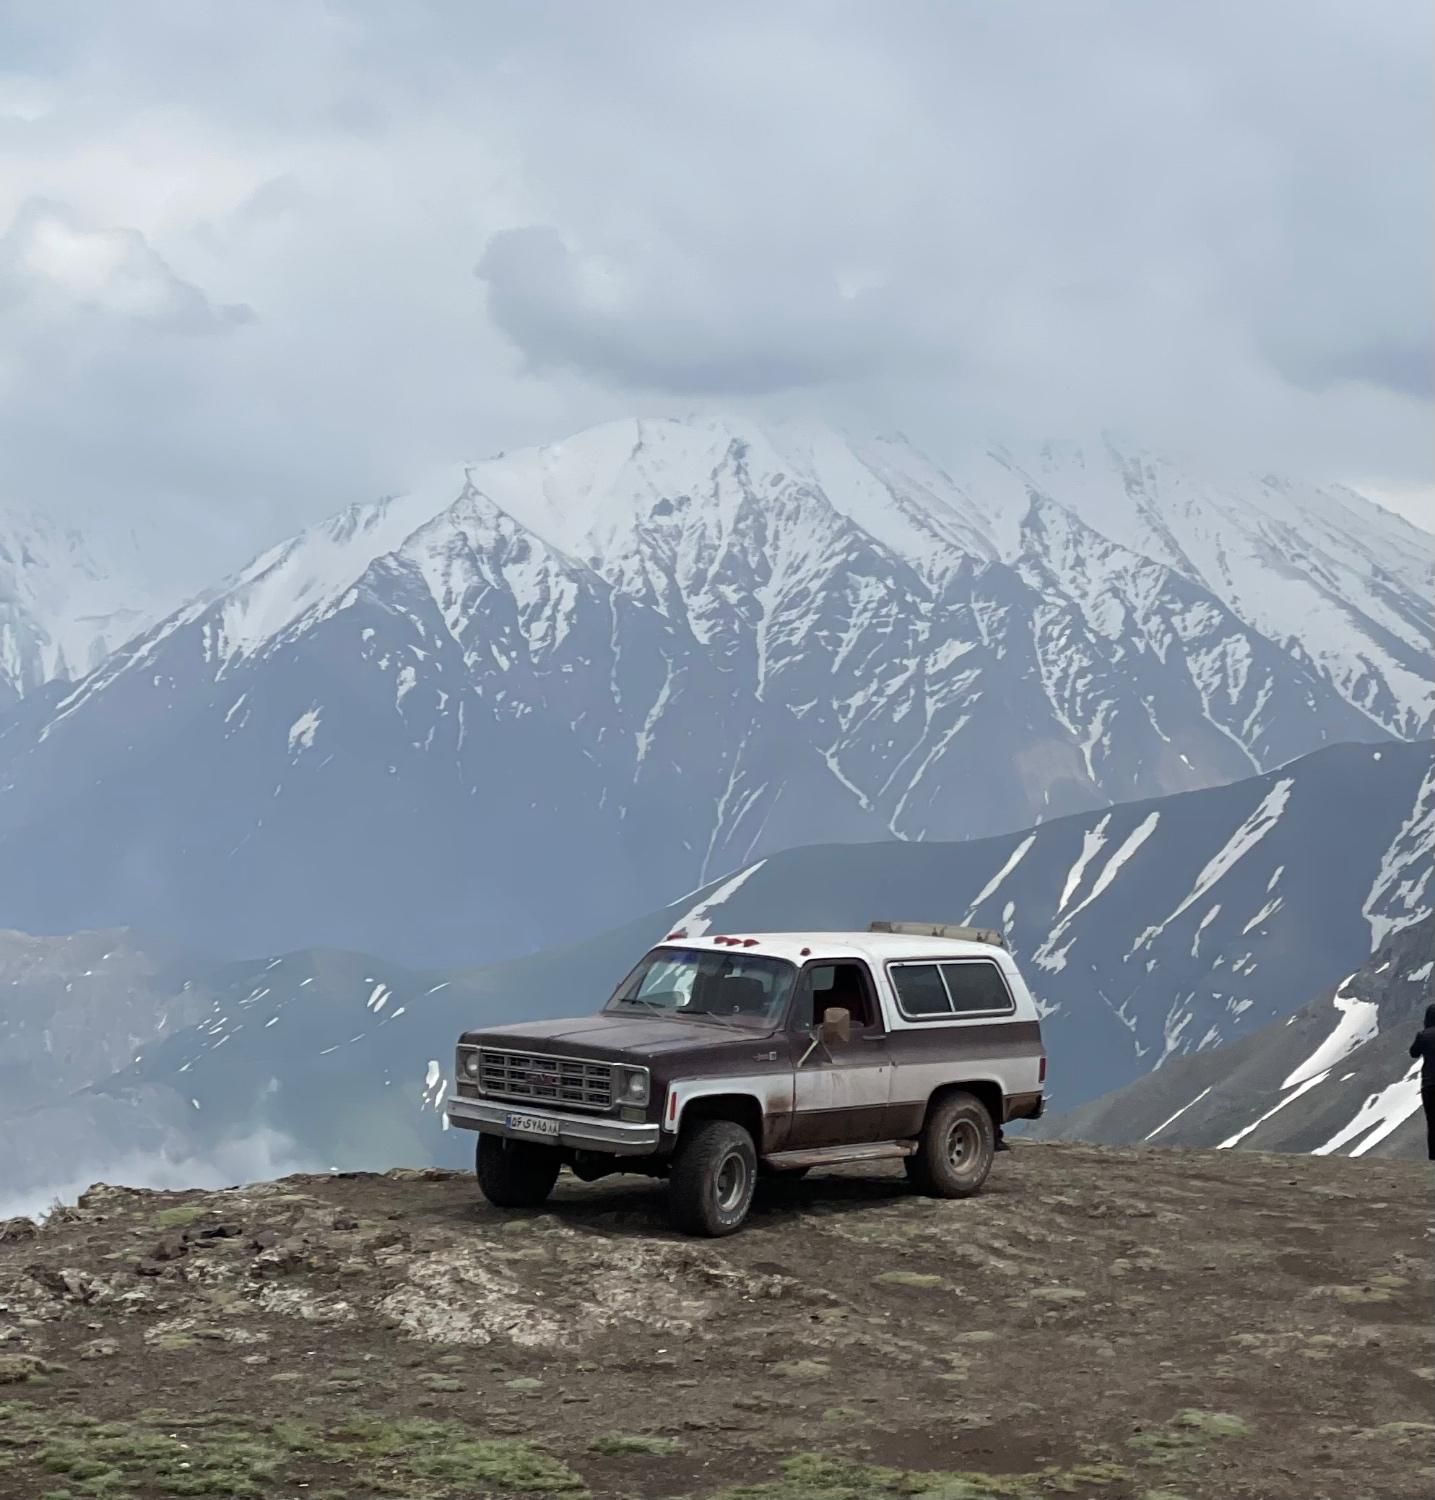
[819,1007,852,1047]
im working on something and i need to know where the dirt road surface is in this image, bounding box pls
[1,1142,1430,1499]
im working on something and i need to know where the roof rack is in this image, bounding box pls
[868,920,1006,948]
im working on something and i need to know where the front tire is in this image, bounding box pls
[668,1120,757,1237]
[475,1134,561,1209]
[906,1091,995,1198]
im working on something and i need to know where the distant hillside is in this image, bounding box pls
[5,739,1430,1210]
[1038,913,1435,1158]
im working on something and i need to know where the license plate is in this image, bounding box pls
[505,1111,559,1139]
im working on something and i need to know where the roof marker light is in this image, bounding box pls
[665,930,687,941]
[743,938,759,947]
[800,947,811,957]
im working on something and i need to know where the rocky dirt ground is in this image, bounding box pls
[0,1143,1430,1500]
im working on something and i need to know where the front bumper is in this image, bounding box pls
[445,1097,661,1155]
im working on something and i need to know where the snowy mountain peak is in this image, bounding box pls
[2,413,1430,966]
[0,506,197,707]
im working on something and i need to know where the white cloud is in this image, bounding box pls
[0,1127,321,1223]
[0,199,253,330]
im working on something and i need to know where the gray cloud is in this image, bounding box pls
[0,0,1428,562]
[477,225,920,395]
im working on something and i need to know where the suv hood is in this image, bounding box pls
[460,1012,773,1060]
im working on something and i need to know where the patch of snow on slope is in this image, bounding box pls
[1058,815,1111,913]
[1362,762,1435,948]
[1314,1061,1423,1157]
[1034,811,1160,972]
[672,860,768,937]
[1281,976,1379,1089]
[966,834,1037,915]
[1144,1085,1214,1141]
[288,708,321,754]
[1135,779,1292,951]
[422,1060,446,1111]
[1217,1071,1330,1149]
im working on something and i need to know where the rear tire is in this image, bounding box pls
[475,1134,561,1209]
[906,1091,995,1198]
[668,1120,757,1237]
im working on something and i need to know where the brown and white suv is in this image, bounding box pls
[446,921,1046,1236]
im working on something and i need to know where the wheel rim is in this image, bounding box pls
[715,1150,751,1213]
[946,1118,981,1173]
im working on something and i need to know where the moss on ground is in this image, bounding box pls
[588,1434,682,1456]
[0,1354,61,1385]
[0,1402,585,1497]
[708,1452,1133,1500]
[1127,1408,1253,1474]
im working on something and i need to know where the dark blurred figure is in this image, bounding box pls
[1410,1002,1435,1161]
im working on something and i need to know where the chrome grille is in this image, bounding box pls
[476,1048,614,1112]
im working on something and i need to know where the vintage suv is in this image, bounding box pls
[446,921,1046,1236]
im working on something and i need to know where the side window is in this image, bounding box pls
[939,961,1014,1015]
[890,963,950,1017]
[800,962,878,1029]
[890,960,1015,1019]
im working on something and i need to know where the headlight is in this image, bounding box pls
[462,1052,481,1079]
[615,1066,650,1106]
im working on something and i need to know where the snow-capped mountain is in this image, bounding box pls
[9,739,1431,1205]
[0,506,199,711]
[0,417,1428,964]
[1040,911,1435,1159]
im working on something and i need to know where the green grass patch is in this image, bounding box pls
[152,1205,210,1230]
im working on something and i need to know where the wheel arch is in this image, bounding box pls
[674,1091,765,1147]
[921,1078,1003,1130]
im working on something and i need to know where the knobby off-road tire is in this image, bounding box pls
[668,1120,758,1237]
[905,1091,995,1198]
[475,1134,561,1209]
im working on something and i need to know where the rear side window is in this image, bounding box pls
[890,959,1015,1020]
[941,962,1013,1015]
[888,963,950,1017]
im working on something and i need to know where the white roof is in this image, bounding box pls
[653,930,1005,965]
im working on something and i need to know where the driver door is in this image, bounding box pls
[786,960,893,1147]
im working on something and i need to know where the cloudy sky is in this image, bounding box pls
[0,0,1430,573]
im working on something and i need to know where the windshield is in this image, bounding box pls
[607,947,796,1028]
